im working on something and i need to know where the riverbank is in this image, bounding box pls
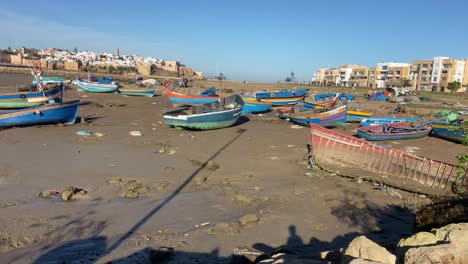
[0,74,466,263]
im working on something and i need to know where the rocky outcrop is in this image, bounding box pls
[343,236,396,264]
[401,223,468,264]
[396,232,440,258]
[404,243,468,264]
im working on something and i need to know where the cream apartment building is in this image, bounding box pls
[315,56,467,92]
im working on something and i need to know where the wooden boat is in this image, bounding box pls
[357,122,432,141]
[32,77,64,84]
[255,89,308,106]
[309,124,466,195]
[0,100,80,128]
[200,87,217,97]
[0,83,63,109]
[431,120,466,143]
[119,87,155,97]
[163,94,244,130]
[240,95,272,114]
[347,110,373,122]
[313,93,355,101]
[259,96,305,106]
[289,105,347,127]
[165,88,220,107]
[74,80,119,93]
[361,117,422,127]
[255,89,308,99]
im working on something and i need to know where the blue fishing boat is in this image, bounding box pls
[165,88,219,107]
[313,93,355,101]
[0,83,63,109]
[357,122,432,141]
[240,95,272,114]
[32,77,64,85]
[288,105,347,127]
[200,87,217,97]
[255,89,309,99]
[431,121,466,143]
[163,94,244,130]
[0,100,80,128]
[74,80,119,93]
[361,117,422,127]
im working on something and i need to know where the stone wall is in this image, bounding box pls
[10,54,23,65]
[137,63,151,76]
[64,60,82,71]
[179,66,194,77]
[0,53,11,63]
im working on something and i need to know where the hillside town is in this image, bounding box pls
[0,47,204,79]
[314,56,468,92]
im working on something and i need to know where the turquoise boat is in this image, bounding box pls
[32,77,64,85]
[119,87,155,97]
[0,100,80,128]
[74,80,119,93]
[163,94,244,130]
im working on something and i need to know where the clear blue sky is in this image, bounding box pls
[1,0,467,82]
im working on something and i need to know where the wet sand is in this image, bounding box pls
[0,77,466,263]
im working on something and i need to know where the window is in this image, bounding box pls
[381,66,388,70]
[421,77,427,81]
[433,77,438,82]
[441,77,447,81]
[442,70,448,74]
[396,71,400,75]
[423,64,428,68]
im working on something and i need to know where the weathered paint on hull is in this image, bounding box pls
[76,81,119,93]
[163,118,238,130]
[310,124,465,195]
[119,90,155,97]
[347,114,368,122]
[357,130,431,141]
[431,122,465,143]
[0,100,80,128]
[0,101,44,109]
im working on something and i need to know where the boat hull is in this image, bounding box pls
[32,77,64,84]
[0,100,80,128]
[310,124,465,195]
[163,94,243,130]
[347,111,372,122]
[259,96,304,106]
[431,121,466,143]
[119,88,155,97]
[241,96,271,114]
[0,84,63,109]
[255,89,308,99]
[289,105,347,127]
[313,93,355,101]
[75,81,119,93]
[357,123,431,141]
[361,117,422,127]
[165,90,219,107]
